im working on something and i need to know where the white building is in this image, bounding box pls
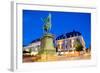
[23,30,86,55]
[55,30,86,52]
[23,38,41,55]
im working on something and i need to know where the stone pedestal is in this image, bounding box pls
[38,33,56,61]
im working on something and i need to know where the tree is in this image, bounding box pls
[75,43,83,51]
[29,48,32,53]
[74,39,83,52]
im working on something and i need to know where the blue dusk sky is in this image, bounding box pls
[23,10,91,48]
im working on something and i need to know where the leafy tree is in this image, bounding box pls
[29,48,32,53]
[75,43,83,51]
[74,39,83,52]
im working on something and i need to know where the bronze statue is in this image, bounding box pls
[42,13,52,34]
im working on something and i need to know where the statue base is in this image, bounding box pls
[38,33,56,61]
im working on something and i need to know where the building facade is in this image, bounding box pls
[23,38,41,55]
[55,30,86,52]
[23,31,86,55]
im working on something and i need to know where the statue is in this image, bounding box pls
[42,13,52,34]
[38,13,56,61]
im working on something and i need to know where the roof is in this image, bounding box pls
[31,38,41,43]
[56,30,81,40]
